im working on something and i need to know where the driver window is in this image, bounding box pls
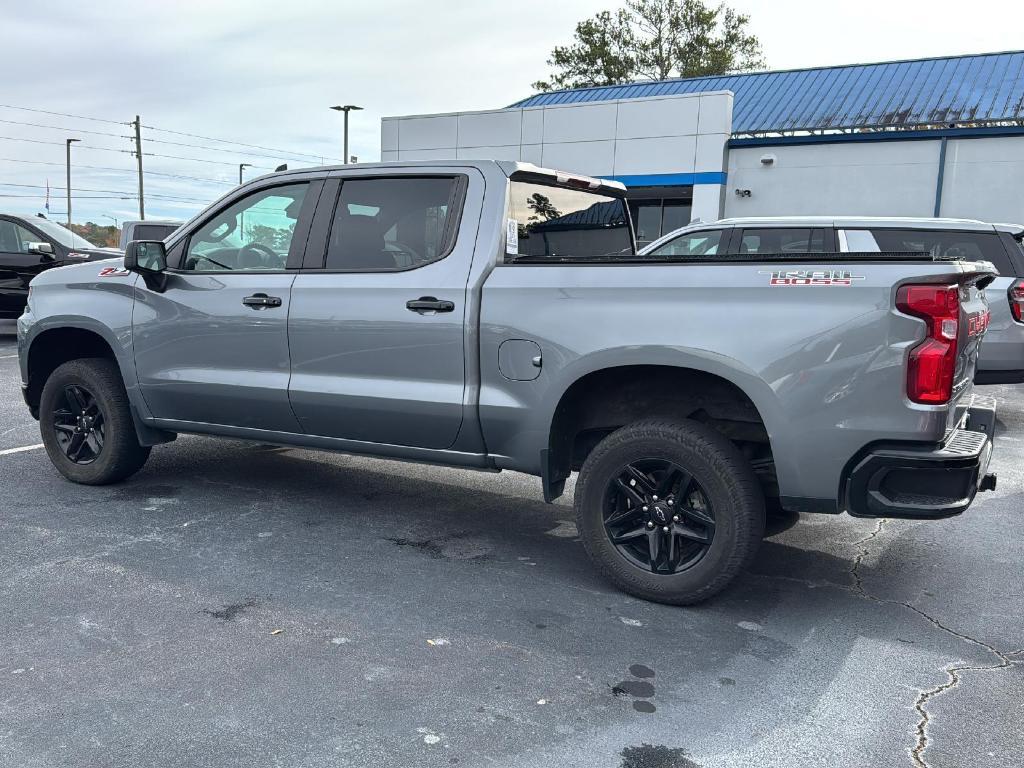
[183,183,308,272]
[324,177,457,270]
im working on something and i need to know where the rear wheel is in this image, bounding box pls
[575,419,764,605]
[40,359,151,485]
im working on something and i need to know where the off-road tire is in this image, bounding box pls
[40,358,151,485]
[575,418,765,605]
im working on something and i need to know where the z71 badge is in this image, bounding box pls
[98,266,131,277]
[760,269,866,286]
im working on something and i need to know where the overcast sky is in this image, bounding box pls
[1,0,1020,228]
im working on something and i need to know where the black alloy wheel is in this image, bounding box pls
[603,459,715,574]
[52,384,105,464]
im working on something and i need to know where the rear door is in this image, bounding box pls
[287,170,480,450]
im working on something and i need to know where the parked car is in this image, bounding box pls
[17,161,998,605]
[642,216,1024,384]
[0,213,120,319]
[118,219,181,250]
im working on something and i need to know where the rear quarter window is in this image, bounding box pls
[867,229,1013,275]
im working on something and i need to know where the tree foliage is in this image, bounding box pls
[533,0,764,92]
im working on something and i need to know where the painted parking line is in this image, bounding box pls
[0,444,43,457]
[0,354,18,359]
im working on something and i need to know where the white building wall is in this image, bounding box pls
[381,92,734,222]
[725,135,1024,224]
[725,140,942,218]
[940,136,1024,223]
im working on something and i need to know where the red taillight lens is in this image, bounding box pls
[896,284,960,404]
[1010,281,1024,323]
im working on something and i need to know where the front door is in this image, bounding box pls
[0,218,51,317]
[132,181,317,432]
[288,172,479,450]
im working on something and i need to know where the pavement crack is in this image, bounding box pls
[911,651,1020,768]
[844,518,1021,768]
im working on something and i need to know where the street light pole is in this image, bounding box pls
[103,214,118,228]
[239,163,252,185]
[330,105,363,164]
[65,138,80,227]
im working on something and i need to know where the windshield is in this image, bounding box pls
[507,177,634,259]
[30,218,98,249]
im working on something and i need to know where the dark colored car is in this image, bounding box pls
[0,214,119,318]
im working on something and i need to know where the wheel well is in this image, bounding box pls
[548,366,776,495]
[25,328,117,416]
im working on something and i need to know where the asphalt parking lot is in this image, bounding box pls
[1,318,1021,768]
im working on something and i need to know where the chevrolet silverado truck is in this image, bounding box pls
[17,160,999,605]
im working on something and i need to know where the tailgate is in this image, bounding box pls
[953,273,993,404]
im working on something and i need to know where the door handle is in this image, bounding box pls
[406,296,455,314]
[242,293,282,309]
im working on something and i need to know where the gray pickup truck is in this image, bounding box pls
[16,160,999,605]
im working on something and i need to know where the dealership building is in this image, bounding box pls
[381,50,1024,246]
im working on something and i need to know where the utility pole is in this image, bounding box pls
[132,115,145,220]
[239,163,252,185]
[65,138,80,228]
[330,105,363,164]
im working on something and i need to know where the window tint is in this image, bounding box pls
[324,177,457,271]
[866,229,1013,274]
[738,228,825,254]
[183,184,308,271]
[646,229,724,258]
[509,179,633,259]
[133,224,178,241]
[0,221,36,253]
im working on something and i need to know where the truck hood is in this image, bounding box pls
[63,246,124,261]
[31,255,129,287]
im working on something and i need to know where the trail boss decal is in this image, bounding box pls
[760,269,866,286]
[98,266,131,277]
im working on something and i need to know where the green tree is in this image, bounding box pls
[533,0,764,92]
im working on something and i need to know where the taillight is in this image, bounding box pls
[1010,280,1024,323]
[896,284,959,404]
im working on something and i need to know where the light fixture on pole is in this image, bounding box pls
[239,163,252,185]
[103,214,119,229]
[329,105,363,165]
[65,138,80,227]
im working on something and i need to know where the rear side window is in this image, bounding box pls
[508,179,633,259]
[738,228,826,254]
[325,177,458,271]
[863,229,1013,274]
[646,229,724,258]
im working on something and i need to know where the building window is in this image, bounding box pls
[628,197,692,247]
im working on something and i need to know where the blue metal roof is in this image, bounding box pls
[509,51,1024,135]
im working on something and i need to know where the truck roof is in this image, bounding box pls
[249,160,627,192]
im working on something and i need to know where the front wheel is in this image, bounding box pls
[575,419,765,605]
[39,358,151,485]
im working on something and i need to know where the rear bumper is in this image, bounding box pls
[845,394,997,519]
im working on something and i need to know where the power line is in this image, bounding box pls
[0,136,276,169]
[0,157,233,185]
[0,103,126,126]
[142,123,342,163]
[141,135,323,164]
[0,117,128,139]
[0,181,211,203]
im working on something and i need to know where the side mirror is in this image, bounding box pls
[28,241,54,257]
[124,240,168,273]
[124,240,168,292]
